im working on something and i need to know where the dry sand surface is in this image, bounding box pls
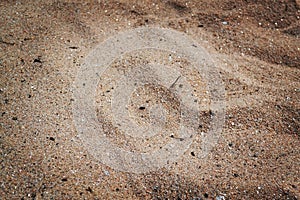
[1,0,300,199]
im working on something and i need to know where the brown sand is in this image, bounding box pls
[0,0,299,199]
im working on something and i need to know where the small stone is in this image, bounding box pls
[103,170,110,176]
[216,195,226,200]
[139,106,146,110]
[33,58,42,63]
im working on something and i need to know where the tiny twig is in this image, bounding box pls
[169,75,181,89]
